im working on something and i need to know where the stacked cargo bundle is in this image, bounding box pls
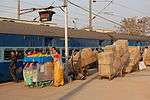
[69,48,98,80]
[143,47,150,66]
[113,40,129,75]
[70,48,97,67]
[114,40,128,57]
[80,48,97,67]
[98,51,116,80]
[103,45,116,52]
[98,40,129,80]
[125,46,141,73]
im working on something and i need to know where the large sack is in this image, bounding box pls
[121,51,130,72]
[114,40,128,57]
[98,52,114,65]
[68,48,98,80]
[113,56,122,69]
[98,52,116,78]
[104,45,116,53]
[112,52,129,76]
[98,64,116,76]
[121,51,130,64]
[113,40,129,72]
[70,48,97,67]
[125,46,141,73]
[114,40,128,50]
[143,47,150,66]
[113,55,127,73]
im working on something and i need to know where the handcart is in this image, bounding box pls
[23,56,54,87]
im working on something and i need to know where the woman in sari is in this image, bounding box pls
[51,47,64,87]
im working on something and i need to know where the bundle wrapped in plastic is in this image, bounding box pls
[143,47,150,66]
[70,48,97,67]
[103,45,116,53]
[98,52,116,77]
[125,46,141,73]
[98,40,129,80]
[68,48,98,80]
[114,40,128,57]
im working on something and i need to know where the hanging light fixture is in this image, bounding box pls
[39,10,55,22]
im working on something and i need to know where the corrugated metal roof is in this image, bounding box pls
[0,20,150,41]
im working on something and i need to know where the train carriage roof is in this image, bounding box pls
[0,18,150,42]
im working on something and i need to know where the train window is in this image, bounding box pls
[26,48,34,52]
[16,48,24,59]
[25,48,44,54]
[69,49,73,56]
[45,48,50,54]
[62,49,65,57]
[4,48,12,60]
[46,48,50,52]
[35,48,42,52]
[38,48,43,52]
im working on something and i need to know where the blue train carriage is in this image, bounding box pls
[128,40,150,47]
[0,18,150,82]
[0,34,100,83]
[0,39,148,83]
